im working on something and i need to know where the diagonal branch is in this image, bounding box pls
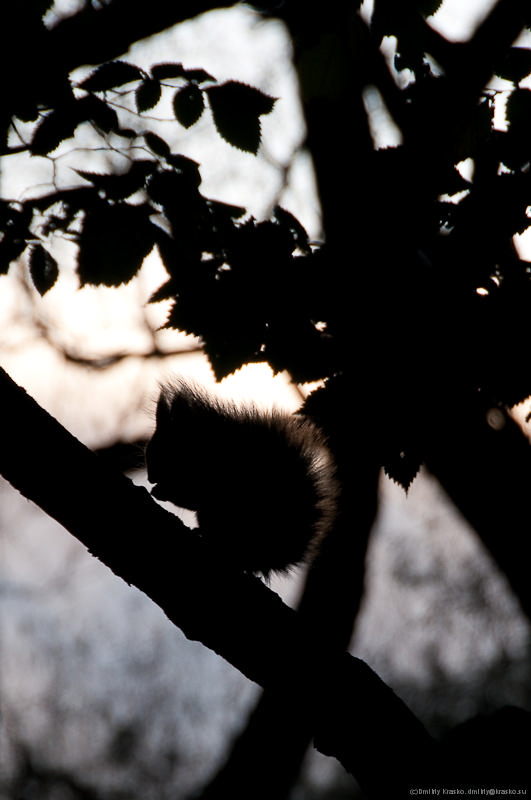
[451,0,530,100]
[424,394,531,622]
[0,363,438,798]
[46,1,236,71]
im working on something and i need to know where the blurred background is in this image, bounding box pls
[1,2,530,798]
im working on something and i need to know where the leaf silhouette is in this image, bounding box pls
[183,68,217,84]
[384,449,422,492]
[173,84,205,128]
[206,81,276,153]
[135,79,162,112]
[77,203,155,286]
[150,62,187,81]
[416,0,444,16]
[77,95,119,133]
[148,277,179,304]
[80,61,144,92]
[74,160,155,200]
[30,106,79,155]
[144,131,171,159]
[29,244,59,295]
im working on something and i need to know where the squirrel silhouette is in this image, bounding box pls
[145,380,338,577]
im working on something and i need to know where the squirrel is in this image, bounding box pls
[145,380,339,578]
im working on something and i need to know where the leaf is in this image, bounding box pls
[0,239,27,275]
[263,317,338,383]
[206,199,246,220]
[146,170,204,230]
[150,62,187,81]
[273,206,310,252]
[76,95,119,133]
[166,154,202,186]
[148,277,179,303]
[384,448,422,492]
[115,128,138,139]
[74,160,155,200]
[173,84,205,128]
[77,203,155,286]
[135,78,162,112]
[206,81,276,153]
[184,68,217,84]
[144,131,171,159]
[415,0,444,16]
[165,278,265,380]
[80,61,144,92]
[30,106,78,155]
[29,244,59,295]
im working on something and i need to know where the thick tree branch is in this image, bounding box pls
[450,0,529,100]
[0,364,437,798]
[47,1,236,71]
[424,395,531,621]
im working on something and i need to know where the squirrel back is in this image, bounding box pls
[146,381,338,577]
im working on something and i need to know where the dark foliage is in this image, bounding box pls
[2,2,531,493]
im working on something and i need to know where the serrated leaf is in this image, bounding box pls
[208,80,276,116]
[166,154,202,186]
[74,160,155,200]
[144,131,171,159]
[146,169,202,211]
[135,78,162,112]
[173,84,205,128]
[384,449,422,492]
[184,68,217,84]
[206,81,276,153]
[77,203,155,286]
[416,0,444,16]
[80,61,144,92]
[76,94,119,133]
[30,107,78,155]
[29,244,59,295]
[150,62,186,81]
[148,277,178,303]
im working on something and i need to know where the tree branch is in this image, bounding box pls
[424,394,531,621]
[450,0,530,100]
[0,364,437,798]
[46,1,236,72]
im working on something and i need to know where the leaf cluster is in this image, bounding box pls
[5,4,531,493]
[345,0,531,489]
[24,59,276,159]
[1,57,277,298]
[155,208,340,381]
